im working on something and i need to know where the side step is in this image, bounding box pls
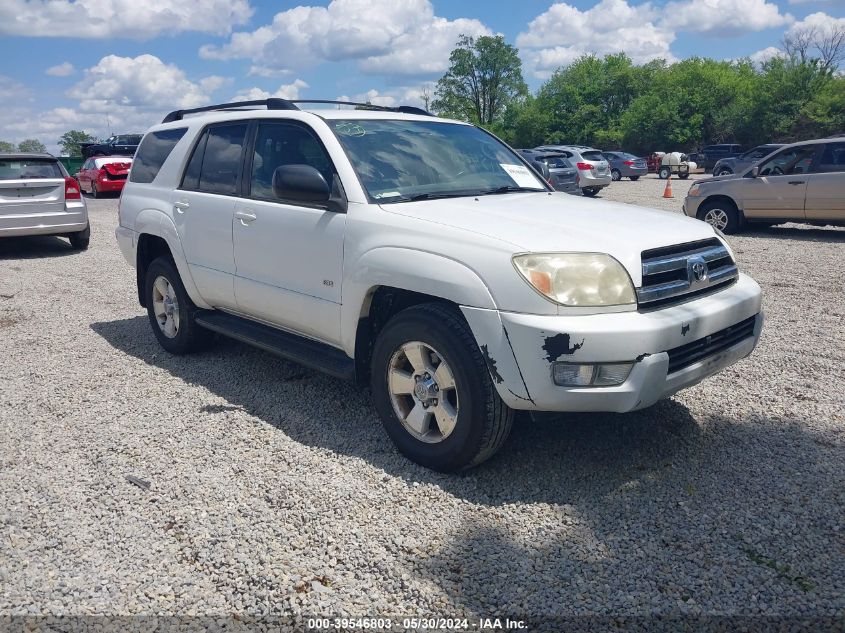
[194,311,355,381]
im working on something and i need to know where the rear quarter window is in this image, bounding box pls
[130,128,188,184]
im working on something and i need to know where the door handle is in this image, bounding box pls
[173,200,190,213]
[788,181,805,185]
[235,209,257,225]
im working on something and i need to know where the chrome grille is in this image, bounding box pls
[638,238,738,309]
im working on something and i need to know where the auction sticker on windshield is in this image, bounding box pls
[499,163,540,188]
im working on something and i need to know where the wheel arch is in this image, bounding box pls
[698,194,741,216]
[134,210,209,310]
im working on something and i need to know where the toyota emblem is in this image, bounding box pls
[692,261,708,281]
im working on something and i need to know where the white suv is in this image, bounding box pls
[116,99,763,471]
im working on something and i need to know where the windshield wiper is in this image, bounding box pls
[406,191,480,201]
[477,185,546,195]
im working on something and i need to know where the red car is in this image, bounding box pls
[76,157,133,197]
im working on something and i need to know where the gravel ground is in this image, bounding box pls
[1,186,844,627]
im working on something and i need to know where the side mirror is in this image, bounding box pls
[749,165,759,178]
[272,164,347,213]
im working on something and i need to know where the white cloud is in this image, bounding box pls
[748,46,786,65]
[662,0,793,35]
[337,84,436,109]
[45,62,75,77]
[517,0,794,78]
[68,54,219,111]
[516,0,676,77]
[232,79,309,102]
[0,56,228,154]
[787,10,845,34]
[200,0,491,77]
[0,0,252,39]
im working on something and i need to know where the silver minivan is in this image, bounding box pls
[535,145,612,196]
[0,153,90,249]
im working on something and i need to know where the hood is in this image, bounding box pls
[695,173,743,186]
[381,192,717,281]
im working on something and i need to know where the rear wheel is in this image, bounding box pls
[629,175,640,181]
[679,172,690,180]
[658,166,671,179]
[68,224,90,250]
[697,199,743,234]
[144,257,210,354]
[582,187,599,197]
[370,303,513,471]
[611,169,621,181]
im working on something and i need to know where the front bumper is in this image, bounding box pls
[462,273,762,412]
[683,195,703,218]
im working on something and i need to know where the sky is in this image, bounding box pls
[1,0,844,154]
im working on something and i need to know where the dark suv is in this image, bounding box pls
[690,144,743,171]
[81,134,142,159]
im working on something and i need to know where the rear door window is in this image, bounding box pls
[0,158,63,180]
[130,128,188,183]
[180,123,248,196]
[814,143,845,173]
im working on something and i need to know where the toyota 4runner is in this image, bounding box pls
[116,99,763,471]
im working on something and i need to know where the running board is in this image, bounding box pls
[194,311,355,381]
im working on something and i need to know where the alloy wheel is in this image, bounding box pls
[151,275,180,339]
[387,341,459,443]
[703,208,729,231]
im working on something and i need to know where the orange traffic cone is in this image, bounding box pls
[663,174,673,198]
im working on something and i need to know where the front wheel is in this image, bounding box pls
[658,167,670,179]
[679,172,690,180]
[91,183,99,198]
[611,169,621,181]
[697,200,743,234]
[144,257,210,354]
[716,168,733,177]
[370,303,513,471]
[629,175,640,181]
[582,187,599,197]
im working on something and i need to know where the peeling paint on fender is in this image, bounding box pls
[480,344,504,384]
[681,323,690,336]
[542,333,585,362]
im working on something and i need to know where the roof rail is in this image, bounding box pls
[290,100,433,117]
[162,98,298,123]
[161,98,433,123]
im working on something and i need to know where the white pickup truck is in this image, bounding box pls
[116,99,763,471]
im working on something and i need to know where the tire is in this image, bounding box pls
[679,173,689,180]
[91,183,98,198]
[582,187,599,197]
[697,199,743,234]
[629,176,640,181]
[658,167,670,179]
[370,303,514,472]
[144,256,210,355]
[611,169,621,181]
[716,167,733,177]
[68,223,90,250]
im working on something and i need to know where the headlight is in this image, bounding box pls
[687,184,702,197]
[513,253,636,306]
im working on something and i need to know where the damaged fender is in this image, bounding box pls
[461,306,534,409]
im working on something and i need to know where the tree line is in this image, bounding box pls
[433,33,845,154]
[0,131,97,157]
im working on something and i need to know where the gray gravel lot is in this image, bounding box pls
[1,182,844,624]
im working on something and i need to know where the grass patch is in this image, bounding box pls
[743,547,815,592]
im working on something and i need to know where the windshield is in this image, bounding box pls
[328,119,546,202]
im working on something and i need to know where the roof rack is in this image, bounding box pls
[162,98,433,124]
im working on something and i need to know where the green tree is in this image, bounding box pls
[17,139,47,153]
[0,140,15,152]
[58,130,97,157]
[536,54,662,148]
[432,35,527,125]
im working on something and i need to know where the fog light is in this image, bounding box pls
[594,363,634,386]
[552,363,594,386]
[552,362,634,387]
